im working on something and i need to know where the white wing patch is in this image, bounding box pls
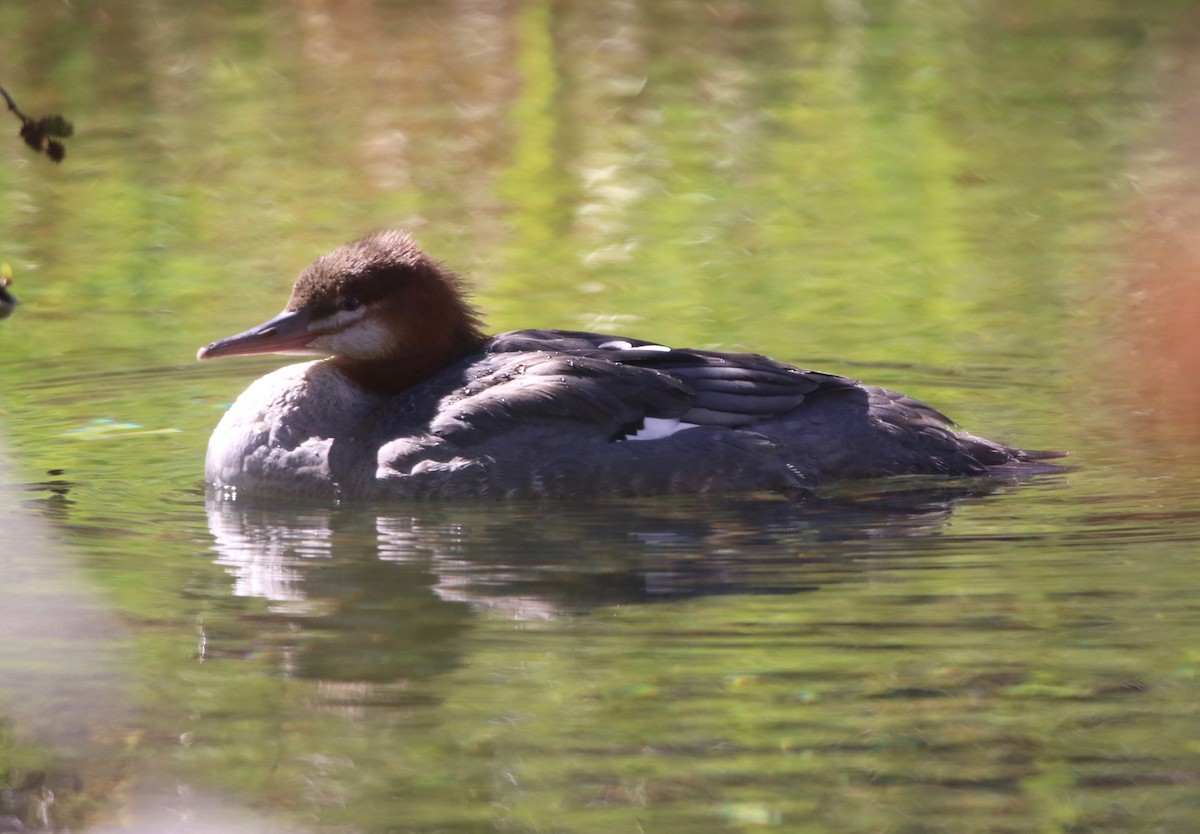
[598,340,672,352]
[625,417,700,441]
[595,341,689,440]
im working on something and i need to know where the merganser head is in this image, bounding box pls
[197,230,487,394]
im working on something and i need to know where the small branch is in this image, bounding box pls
[0,82,22,116]
[1,81,73,162]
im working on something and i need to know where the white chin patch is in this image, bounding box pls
[311,316,394,358]
[625,417,699,441]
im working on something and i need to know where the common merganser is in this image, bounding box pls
[197,230,1063,499]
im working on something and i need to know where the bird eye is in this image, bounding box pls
[340,296,361,312]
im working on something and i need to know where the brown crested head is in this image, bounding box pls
[288,230,437,314]
[198,230,489,395]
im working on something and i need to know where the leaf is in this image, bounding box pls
[38,113,74,138]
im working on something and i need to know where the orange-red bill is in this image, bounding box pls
[197,308,316,360]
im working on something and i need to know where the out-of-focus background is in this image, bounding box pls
[4,1,1200,831]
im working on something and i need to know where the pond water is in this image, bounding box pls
[4,1,1200,831]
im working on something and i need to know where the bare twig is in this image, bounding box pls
[0,82,21,114]
[1,81,73,162]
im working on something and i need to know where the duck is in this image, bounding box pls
[197,230,1064,500]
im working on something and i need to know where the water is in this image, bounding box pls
[4,1,1200,831]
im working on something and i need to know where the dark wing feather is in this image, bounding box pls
[427,351,693,443]
[368,329,863,450]
[488,330,857,428]
[621,350,856,427]
[487,329,671,353]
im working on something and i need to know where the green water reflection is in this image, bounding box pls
[3,0,1200,831]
